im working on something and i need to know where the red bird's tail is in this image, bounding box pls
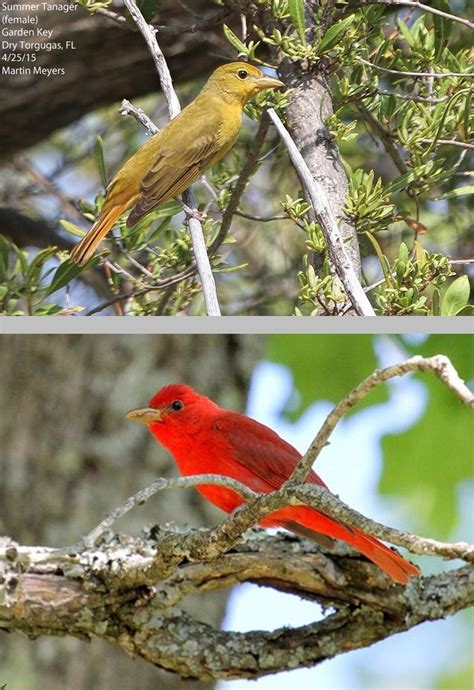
[262,505,419,584]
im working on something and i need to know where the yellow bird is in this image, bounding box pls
[70,62,284,265]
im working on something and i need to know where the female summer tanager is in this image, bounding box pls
[127,384,420,585]
[70,63,284,265]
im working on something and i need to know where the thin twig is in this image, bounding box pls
[95,6,127,25]
[420,138,474,151]
[267,109,375,316]
[356,57,474,79]
[122,0,221,315]
[290,354,474,484]
[355,0,474,30]
[235,211,288,222]
[119,99,159,136]
[357,103,408,175]
[152,7,232,34]
[210,114,271,255]
[86,264,199,315]
[80,474,257,550]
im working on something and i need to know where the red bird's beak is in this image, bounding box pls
[126,406,165,425]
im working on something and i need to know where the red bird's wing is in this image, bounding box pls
[212,412,419,584]
[212,411,327,492]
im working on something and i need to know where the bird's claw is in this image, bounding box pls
[182,203,206,223]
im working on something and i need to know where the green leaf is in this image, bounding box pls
[384,171,417,196]
[318,15,355,54]
[288,0,306,45]
[45,260,83,297]
[94,135,108,189]
[60,220,87,238]
[223,24,248,56]
[0,234,11,279]
[438,185,474,200]
[136,0,162,23]
[441,275,471,315]
[432,0,452,61]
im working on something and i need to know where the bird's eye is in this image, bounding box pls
[237,69,248,80]
[171,400,184,411]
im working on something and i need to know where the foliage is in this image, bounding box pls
[267,334,385,417]
[0,1,471,314]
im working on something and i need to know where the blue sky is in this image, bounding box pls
[219,337,471,690]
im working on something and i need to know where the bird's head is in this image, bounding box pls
[204,62,284,105]
[126,384,219,438]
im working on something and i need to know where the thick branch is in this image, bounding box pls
[268,108,374,315]
[1,533,472,679]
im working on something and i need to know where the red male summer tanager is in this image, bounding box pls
[70,63,284,265]
[127,384,420,585]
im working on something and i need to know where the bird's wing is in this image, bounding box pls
[212,412,327,493]
[127,131,219,227]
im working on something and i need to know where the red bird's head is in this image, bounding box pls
[126,384,219,450]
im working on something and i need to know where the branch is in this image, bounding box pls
[356,57,474,79]
[79,473,258,550]
[119,99,159,136]
[1,532,472,679]
[122,0,221,315]
[356,103,408,175]
[420,138,474,151]
[353,0,474,30]
[291,354,474,483]
[267,108,375,315]
[210,113,271,255]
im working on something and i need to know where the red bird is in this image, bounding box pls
[127,384,420,584]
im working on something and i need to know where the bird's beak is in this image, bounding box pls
[255,75,285,91]
[126,406,165,425]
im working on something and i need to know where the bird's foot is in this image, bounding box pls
[182,203,206,223]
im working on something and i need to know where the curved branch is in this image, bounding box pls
[291,354,474,482]
[351,0,474,30]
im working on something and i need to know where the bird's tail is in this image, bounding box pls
[263,506,420,584]
[70,202,129,265]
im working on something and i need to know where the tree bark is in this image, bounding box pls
[0,334,261,690]
[1,531,472,680]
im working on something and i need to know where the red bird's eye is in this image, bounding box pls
[171,400,184,411]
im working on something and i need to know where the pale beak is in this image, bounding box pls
[126,406,165,425]
[255,75,285,91]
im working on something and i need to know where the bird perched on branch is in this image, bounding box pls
[127,384,420,585]
[70,63,284,265]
